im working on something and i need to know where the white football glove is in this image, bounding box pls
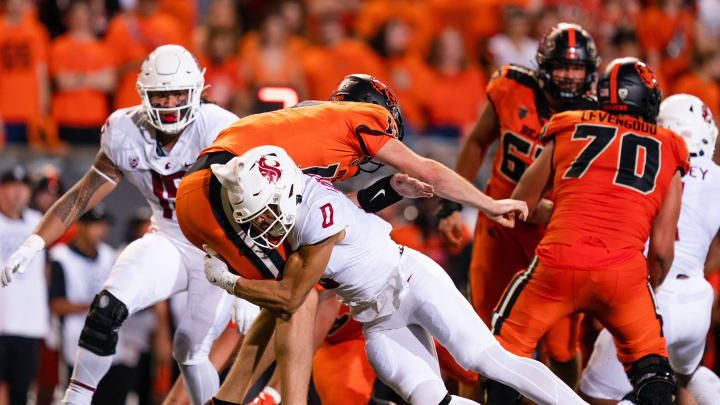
[202,244,240,295]
[231,298,261,335]
[2,234,44,287]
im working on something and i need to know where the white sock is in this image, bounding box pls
[178,361,220,405]
[62,347,114,404]
[686,366,720,405]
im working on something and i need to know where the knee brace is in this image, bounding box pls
[79,290,129,356]
[626,355,677,405]
[483,379,520,405]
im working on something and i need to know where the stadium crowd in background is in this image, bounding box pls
[1,0,720,404]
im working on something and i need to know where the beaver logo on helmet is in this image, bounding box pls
[634,63,659,89]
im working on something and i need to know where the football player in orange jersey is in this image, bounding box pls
[437,23,600,395]
[175,74,528,405]
[483,58,688,405]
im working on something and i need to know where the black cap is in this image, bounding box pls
[0,165,31,185]
[78,204,113,223]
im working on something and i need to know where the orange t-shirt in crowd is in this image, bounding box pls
[354,0,432,55]
[634,5,694,80]
[425,65,486,134]
[198,55,244,110]
[158,0,196,46]
[50,35,114,127]
[241,39,305,89]
[671,72,720,119]
[104,11,187,109]
[301,39,387,101]
[380,55,433,130]
[0,14,48,123]
[203,101,399,182]
[538,110,690,267]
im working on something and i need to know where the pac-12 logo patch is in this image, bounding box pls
[258,156,282,183]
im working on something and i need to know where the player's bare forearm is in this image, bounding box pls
[49,298,90,315]
[455,101,500,181]
[648,172,682,287]
[233,231,343,319]
[512,141,554,214]
[34,150,121,246]
[705,232,720,276]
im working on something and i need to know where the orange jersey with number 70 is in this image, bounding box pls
[539,110,689,253]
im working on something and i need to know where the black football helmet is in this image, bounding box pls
[330,74,404,142]
[536,23,600,103]
[597,57,662,124]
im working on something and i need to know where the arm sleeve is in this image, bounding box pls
[48,261,67,301]
[673,134,691,176]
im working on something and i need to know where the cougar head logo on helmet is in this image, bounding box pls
[597,57,663,124]
[536,23,600,103]
[258,156,282,184]
[210,146,304,249]
[136,45,206,134]
[658,94,718,157]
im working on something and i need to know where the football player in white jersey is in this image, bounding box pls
[1,45,246,405]
[201,145,588,405]
[579,94,720,405]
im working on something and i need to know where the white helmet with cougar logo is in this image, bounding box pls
[210,146,305,249]
[136,44,205,134]
[658,94,718,157]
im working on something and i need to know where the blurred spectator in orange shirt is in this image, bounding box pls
[158,0,196,47]
[0,0,50,144]
[104,0,187,109]
[354,0,431,56]
[671,50,720,119]
[302,12,386,100]
[369,17,433,132]
[424,27,487,138]
[240,7,308,114]
[193,0,239,55]
[50,0,115,145]
[198,27,245,115]
[635,0,695,82]
[487,6,537,70]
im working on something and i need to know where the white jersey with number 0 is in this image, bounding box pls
[288,174,406,322]
[101,103,239,238]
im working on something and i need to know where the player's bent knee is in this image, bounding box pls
[626,355,676,405]
[408,380,448,405]
[79,290,129,356]
[172,329,211,365]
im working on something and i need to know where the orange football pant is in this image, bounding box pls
[491,251,668,368]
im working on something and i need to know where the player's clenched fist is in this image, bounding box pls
[1,234,44,287]
[485,199,528,228]
[202,244,239,295]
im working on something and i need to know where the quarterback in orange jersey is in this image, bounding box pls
[175,74,528,405]
[438,23,600,393]
[484,58,689,405]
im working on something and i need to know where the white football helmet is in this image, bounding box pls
[211,146,304,249]
[136,45,205,134]
[658,94,718,157]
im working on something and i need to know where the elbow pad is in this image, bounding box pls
[357,175,403,213]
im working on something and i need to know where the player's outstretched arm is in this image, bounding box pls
[648,171,683,288]
[374,139,527,227]
[36,149,122,245]
[1,149,121,286]
[511,140,554,215]
[206,231,344,320]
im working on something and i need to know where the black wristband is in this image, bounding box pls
[436,198,463,219]
[357,175,403,213]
